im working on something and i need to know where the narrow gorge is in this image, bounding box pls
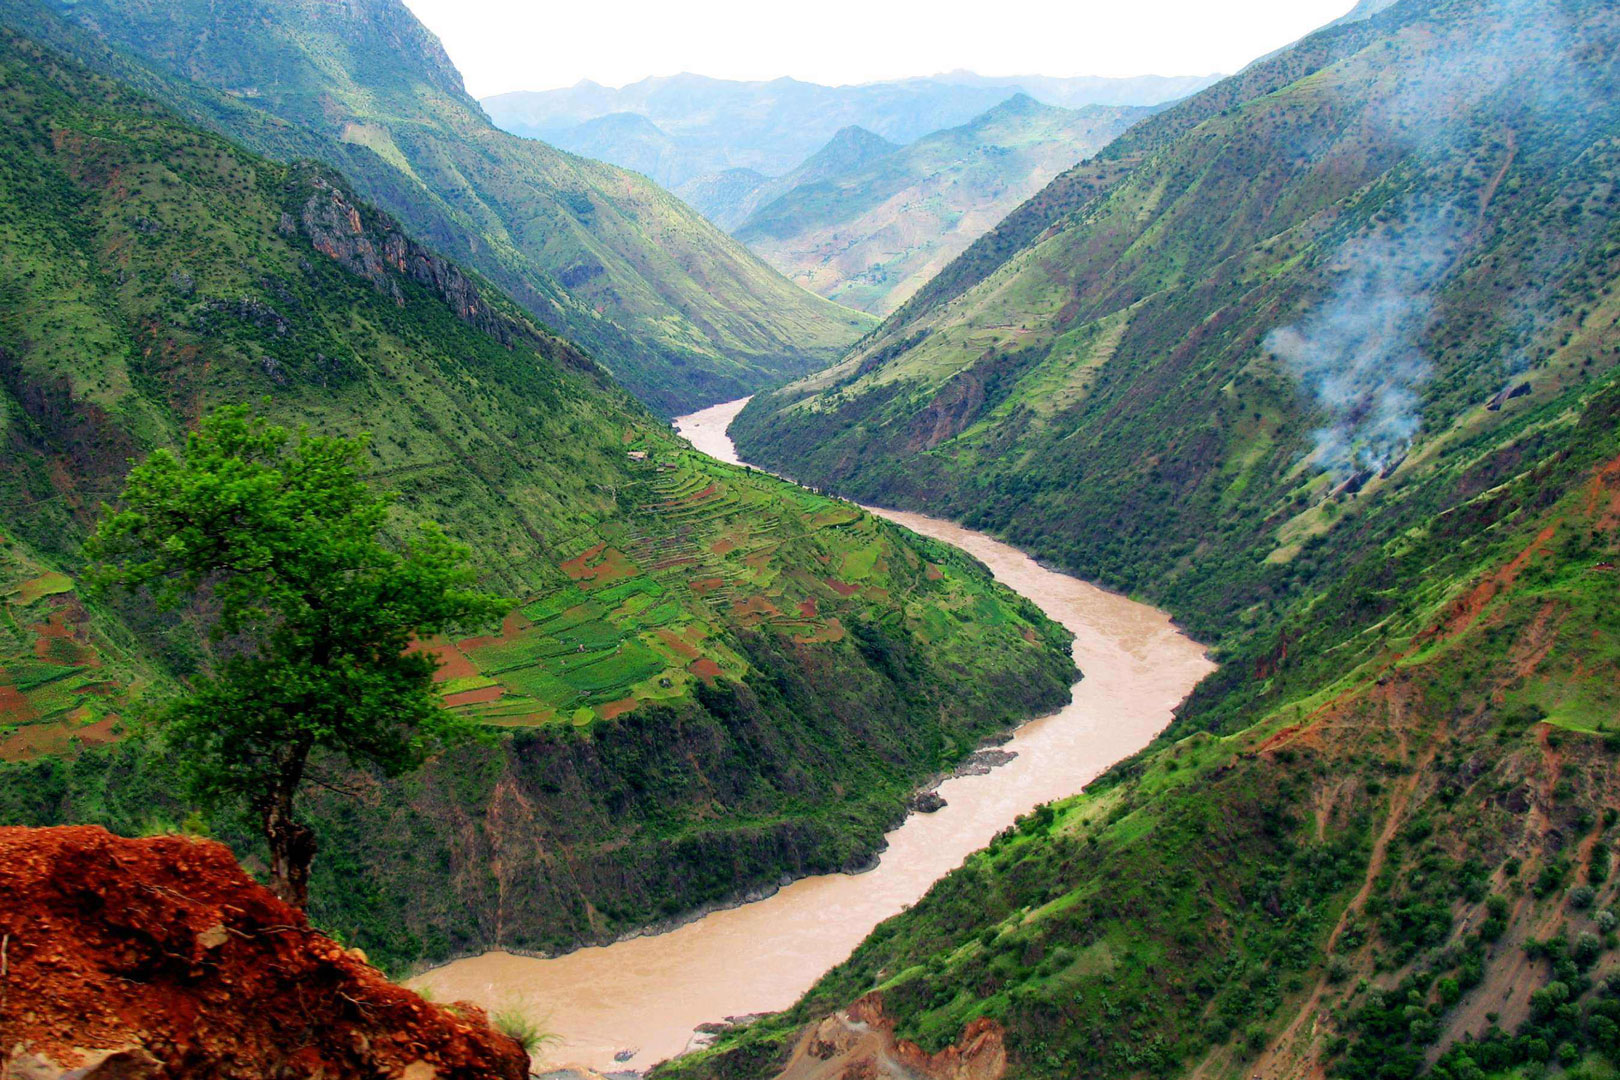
[413,399,1213,1072]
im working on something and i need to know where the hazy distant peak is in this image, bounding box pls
[1328,0,1404,26]
[580,111,670,136]
[949,93,1071,137]
[918,70,1224,106]
[647,71,737,89]
[981,91,1045,116]
[824,125,901,151]
[796,125,902,177]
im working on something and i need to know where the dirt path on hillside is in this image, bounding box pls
[1233,687,1441,1080]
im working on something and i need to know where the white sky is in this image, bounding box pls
[402,0,1362,98]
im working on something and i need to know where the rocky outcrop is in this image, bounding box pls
[909,789,947,813]
[0,826,527,1080]
[777,994,1005,1080]
[288,170,597,370]
[906,368,986,452]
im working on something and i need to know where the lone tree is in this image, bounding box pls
[88,406,507,908]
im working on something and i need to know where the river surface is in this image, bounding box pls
[412,397,1213,1073]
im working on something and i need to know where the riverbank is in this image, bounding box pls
[410,398,1213,1074]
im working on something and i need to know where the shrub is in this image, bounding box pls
[492,1008,556,1053]
[1573,932,1604,969]
[1535,859,1570,897]
[1529,982,1570,1020]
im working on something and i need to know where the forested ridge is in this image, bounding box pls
[0,0,873,413]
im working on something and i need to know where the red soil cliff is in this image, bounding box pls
[0,825,527,1079]
[778,992,1006,1080]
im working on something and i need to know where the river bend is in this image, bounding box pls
[412,397,1213,1072]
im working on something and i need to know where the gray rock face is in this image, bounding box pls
[953,749,1019,778]
[2,1047,161,1080]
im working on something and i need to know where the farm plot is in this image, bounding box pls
[430,448,1036,729]
[0,541,140,762]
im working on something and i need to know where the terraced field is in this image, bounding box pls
[0,443,1044,760]
[420,446,1019,729]
[0,534,147,762]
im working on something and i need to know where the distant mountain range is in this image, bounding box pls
[726,95,1149,314]
[679,126,903,232]
[482,70,1219,190]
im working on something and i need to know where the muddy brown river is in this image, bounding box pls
[411,397,1213,1073]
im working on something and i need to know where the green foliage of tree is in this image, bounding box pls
[86,405,507,907]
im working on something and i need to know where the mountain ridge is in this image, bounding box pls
[484,70,1216,189]
[730,96,1149,314]
[0,0,871,414]
[680,125,902,231]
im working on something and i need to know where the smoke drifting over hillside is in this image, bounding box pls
[1265,217,1455,479]
[1266,208,1460,480]
[1268,0,1595,481]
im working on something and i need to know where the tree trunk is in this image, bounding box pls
[264,797,317,909]
[261,745,316,909]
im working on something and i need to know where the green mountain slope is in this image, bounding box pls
[673,0,1620,1077]
[674,408,1620,1079]
[733,0,1619,649]
[731,97,1148,315]
[553,111,687,187]
[678,167,774,228]
[0,0,872,413]
[678,126,902,232]
[0,26,1072,971]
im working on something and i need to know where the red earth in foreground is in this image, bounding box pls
[0,825,528,1080]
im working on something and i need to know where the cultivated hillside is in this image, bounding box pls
[0,26,1073,972]
[734,96,1148,314]
[733,0,1619,647]
[677,0,1620,1077]
[0,0,871,413]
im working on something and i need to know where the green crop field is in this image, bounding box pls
[421,447,1049,726]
